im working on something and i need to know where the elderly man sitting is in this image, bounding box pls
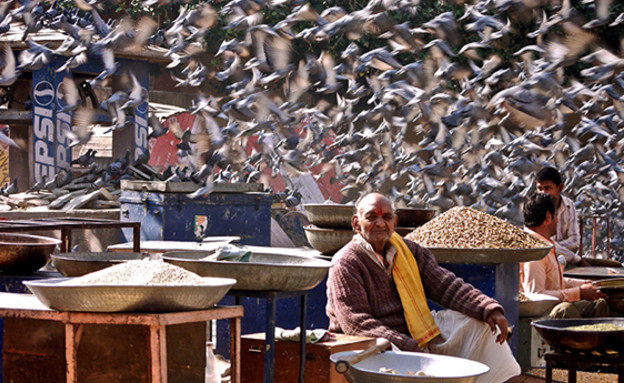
[326,193,521,383]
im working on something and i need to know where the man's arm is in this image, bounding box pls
[521,259,580,301]
[553,241,582,265]
[410,241,504,323]
[556,197,580,254]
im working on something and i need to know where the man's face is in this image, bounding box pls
[352,195,397,252]
[536,180,563,205]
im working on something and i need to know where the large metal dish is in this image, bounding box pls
[303,204,355,228]
[564,266,624,280]
[395,208,435,228]
[330,350,489,383]
[51,252,147,277]
[23,277,236,312]
[0,233,61,273]
[162,247,331,291]
[593,278,624,314]
[304,225,354,255]
[532,318,624,352]
[427,246,552,265]
[519,293,560,317]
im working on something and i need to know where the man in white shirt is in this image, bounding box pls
[535,167,589,267]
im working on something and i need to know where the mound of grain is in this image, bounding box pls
[405,206,548,249]
[64,259,207,285]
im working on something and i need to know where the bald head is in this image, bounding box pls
[353,193,397,253]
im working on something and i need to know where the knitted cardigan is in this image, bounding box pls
[326,238,504,351]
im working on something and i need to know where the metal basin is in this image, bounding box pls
[303,204,355,228]
[519,293,560,317]
[564,266,624,280]
[304,225,354,255]
[162,247,331,291]
[51,252,147,277]
[330,350,489,383]
[428,246,552,265]
[395,208,435,228]
[532,318,624,352]
[593,278,624,314]
[0,233,61,274]
[24,277,236,312]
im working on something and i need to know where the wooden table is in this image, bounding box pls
[228,290,308,383]
[0,292,243,383]
[545,351,624,383]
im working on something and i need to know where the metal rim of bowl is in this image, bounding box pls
[0,232,62,246]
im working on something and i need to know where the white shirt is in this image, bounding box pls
[553,195,581,264]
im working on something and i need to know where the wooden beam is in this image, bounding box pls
[0,110,31,125]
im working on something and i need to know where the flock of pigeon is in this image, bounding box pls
[1,0,624,257]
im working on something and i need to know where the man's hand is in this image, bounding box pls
[486,310,508,344]
[580,282,607,301]
[578,258,591,267]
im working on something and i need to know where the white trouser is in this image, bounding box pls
[426,310,521,383]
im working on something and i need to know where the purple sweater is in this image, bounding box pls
[326,239,504,351]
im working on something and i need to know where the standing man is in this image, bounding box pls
[326,193,521,383]
[521,192,609,318]
[535,167,588,267]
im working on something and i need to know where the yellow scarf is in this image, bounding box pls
[390,232,440,348]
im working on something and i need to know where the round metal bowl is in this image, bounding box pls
[304,225,354,255]
[23,277,236,312]
[564,266,624,280]
[330,350,489,383]
[163,247,330,291]
[593,278,624,314]
[51,252,147,277]
[0,233,61,274]
[395,208,435,228]
[303,204,355,228]
[426,246,552,265]
[532,318,624,352]
[519,293,560,317]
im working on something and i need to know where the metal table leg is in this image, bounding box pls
[264,293,277,383]
[545,357,552,383]
[299,293,308,383]
[133,223,141,252]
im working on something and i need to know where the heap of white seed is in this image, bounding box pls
[63,259,208,285]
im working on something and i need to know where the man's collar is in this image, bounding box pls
[524,227,554,245]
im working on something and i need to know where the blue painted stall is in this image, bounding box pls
[119,190,272,245]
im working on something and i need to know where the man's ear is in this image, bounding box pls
[557,183,564,194]
[544,211,553,224]
[352,215,360,233]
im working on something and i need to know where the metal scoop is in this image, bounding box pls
[334,338,391,374]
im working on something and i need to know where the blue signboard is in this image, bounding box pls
[32,59,73,181]
[122,59,150,162]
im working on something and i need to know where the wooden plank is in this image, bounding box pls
[120,180,264,193]
[62,190,101,211]
[0,109,31,124]
[49,189,89,210]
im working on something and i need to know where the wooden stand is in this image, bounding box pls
[545,351,624,383]
[241,333,376,383]
[0,292,243,383]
